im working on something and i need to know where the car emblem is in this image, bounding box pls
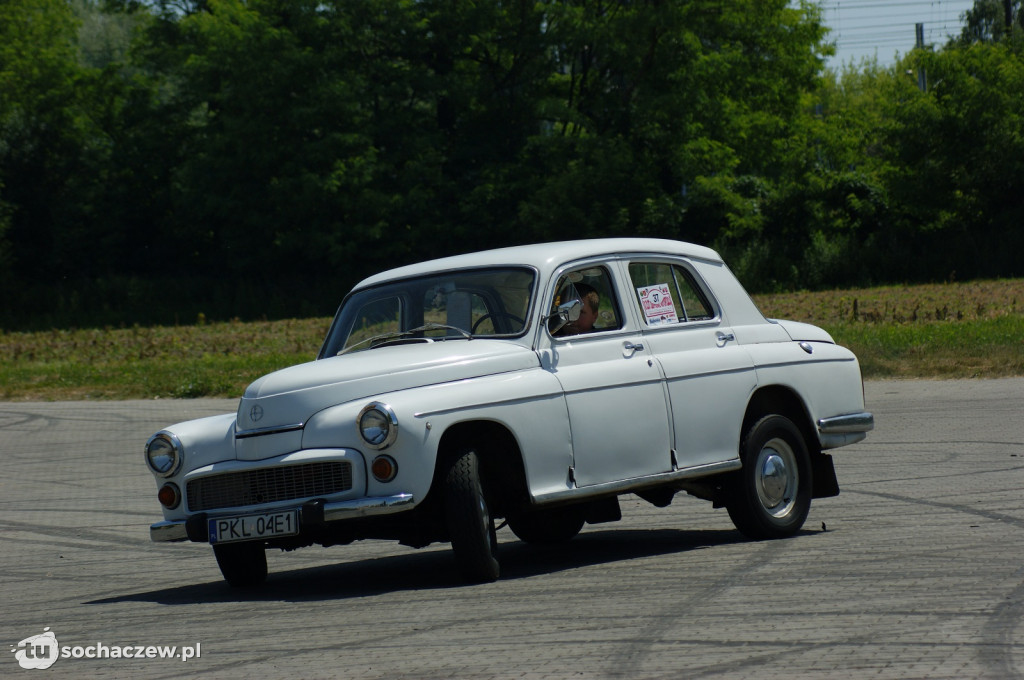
[249,404,264,422]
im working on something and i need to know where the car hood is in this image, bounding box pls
[235,339,538,433]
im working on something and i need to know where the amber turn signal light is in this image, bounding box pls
[371,455,398,483]
[158,483,181,509]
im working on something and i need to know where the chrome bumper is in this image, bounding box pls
[817,412,874,449]
[150,493,416,543]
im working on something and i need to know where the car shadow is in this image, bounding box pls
[86,526,821,606]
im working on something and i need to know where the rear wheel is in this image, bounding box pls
[727,415,812,539]
[444,449,500,583]
[213,541,268,587]
[508,506,584,544]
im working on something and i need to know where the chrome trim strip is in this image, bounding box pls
[533,459,742,505]
[754,357,855,373]
[235,422,305,439]
[414,391,562,419]
[323,493,415,521]
[817,412,875,434]
[150,520,188,543]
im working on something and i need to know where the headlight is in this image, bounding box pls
[145,432,183,477]
[357,402,398,450]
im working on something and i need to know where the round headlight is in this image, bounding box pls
[145,432,183,477]
[357,402,398,450]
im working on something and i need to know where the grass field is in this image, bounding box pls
[2,279,1022,401]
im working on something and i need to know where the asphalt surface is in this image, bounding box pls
[2,379,1023,679]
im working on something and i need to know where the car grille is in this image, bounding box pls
[186,462,353,512]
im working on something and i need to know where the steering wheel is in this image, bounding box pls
[471,312,524,334]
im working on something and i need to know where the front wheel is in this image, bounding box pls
[213,541,268,587]
[726,415,812,540]
[444,449,500,583]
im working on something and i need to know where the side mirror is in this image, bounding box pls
[547,298,582,335]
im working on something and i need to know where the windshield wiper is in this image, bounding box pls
[338,323,472,355]
[416,323,473,340]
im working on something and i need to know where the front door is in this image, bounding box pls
[538,263,673,487]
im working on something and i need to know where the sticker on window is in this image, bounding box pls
[637,284,678,326]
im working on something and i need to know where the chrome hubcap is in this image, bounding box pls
[760,453,788,505]
[756,438,798,518]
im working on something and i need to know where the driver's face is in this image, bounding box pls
[574,301,597,332]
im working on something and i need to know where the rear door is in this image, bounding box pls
[624,258,756,468]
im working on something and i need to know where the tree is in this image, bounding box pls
[956,0,1023,44]
[0,0,90,283]
[880,42,1024,280]
[504,1,832,250]
[1,0,877,325]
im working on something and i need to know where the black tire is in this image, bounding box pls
[726,415,812,540]
[508,506,585,545]
[213,541,268,587]
[444,449,500,583]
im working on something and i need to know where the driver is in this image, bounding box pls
[558,283,599,336]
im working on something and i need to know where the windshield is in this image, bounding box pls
[319,267,536,357]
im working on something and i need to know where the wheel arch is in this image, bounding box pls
[742,384,819,455]
[429,419,529,517]
[742,384,840,499]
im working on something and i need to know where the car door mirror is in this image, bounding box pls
[547,298,582,335]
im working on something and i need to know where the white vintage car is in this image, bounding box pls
[146,238,873,585]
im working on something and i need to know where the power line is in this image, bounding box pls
[818,0,969,9]
[817,0,976,64]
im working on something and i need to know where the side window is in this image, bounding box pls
[550,266,622,336]
[675,268,714,320]
[628,262,714,326]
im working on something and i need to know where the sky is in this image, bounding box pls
[815,0,979,69]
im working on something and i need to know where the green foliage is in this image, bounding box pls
[719,29,1024,292]
[1,0,1023,329]
[955,0,1023,44]
[0,0,88,287]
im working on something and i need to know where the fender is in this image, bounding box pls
[303,366,573,503]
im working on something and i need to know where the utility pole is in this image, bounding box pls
[915,23,927,92]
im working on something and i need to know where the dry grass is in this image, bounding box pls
[752,279,1024,380]
[752,279,1024,325]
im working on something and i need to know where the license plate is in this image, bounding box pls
[209,510,300,545]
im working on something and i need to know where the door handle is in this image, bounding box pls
[623,341,645,354]
[716,332,735,347]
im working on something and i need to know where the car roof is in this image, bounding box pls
[353,238,723,290]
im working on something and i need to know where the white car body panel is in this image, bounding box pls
[301,369,575,502]
[539,330,673,487]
